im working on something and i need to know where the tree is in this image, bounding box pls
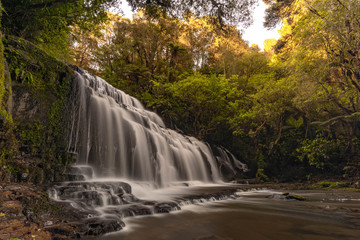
[257,0,360,179]
[86,11,250,98]
[2,0,257,45]
[93,12,194,95]
[126,0,257,27]
[2,0,120,57]
[69,12,122,72]
[263,0,295,29]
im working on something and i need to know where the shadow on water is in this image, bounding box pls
[100,189,360,240]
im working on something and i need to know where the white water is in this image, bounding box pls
[66,67,245,187]
[47,67,250,232]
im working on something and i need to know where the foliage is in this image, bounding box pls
[77,12,250,97]
[0,3,18,172]
[256,168,269,182]
[126,0,257,27]
[263,0,294,29]
[67,2,360,181]
[2,0,360,183]
[297,134,346,170]
[165,74,236,139]
[1,0,257,59]
[257,0,360,180]
[1,0,120,59]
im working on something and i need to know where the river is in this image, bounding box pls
[100,188,360,240]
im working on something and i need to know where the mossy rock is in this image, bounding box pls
[283,193,306,201]
[2,36,75,183]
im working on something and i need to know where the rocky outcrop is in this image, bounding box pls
[0,182,128,239]
[0,183,58,239]
[1,36,75,183]
[0,35,81,238]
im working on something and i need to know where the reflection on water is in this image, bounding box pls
[100,189,360,240]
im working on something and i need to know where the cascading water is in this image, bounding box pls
[66,66,246,186]
[48,66,247,236]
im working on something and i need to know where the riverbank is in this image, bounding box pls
[1,180,359,239]
[0,182,124,239]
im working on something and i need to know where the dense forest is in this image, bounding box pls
[1,0,360,183]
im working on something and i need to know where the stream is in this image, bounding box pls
[100,188,360,240]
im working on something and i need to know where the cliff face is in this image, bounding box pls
[0,36,74,183]
[0,1,16,182]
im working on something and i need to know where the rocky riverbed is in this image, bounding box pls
[1,181,360,239]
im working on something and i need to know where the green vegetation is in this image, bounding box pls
[0,35,74,182]
[0,0,17,175]
[283,193,306,201]
[0,0,359,184]
[79,1,359,182]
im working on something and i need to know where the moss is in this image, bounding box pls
[256,168,269,183]
[285,193,306,201]
[4,36,72,90]
[0,44,4,108]
[1,159,46,183]
[0,7,18,173]
[0,0,4,108]
[15,121,44,155]
[2,35,75,183]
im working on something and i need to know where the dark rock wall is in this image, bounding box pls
[0,1,18,182]
[1,36,74,183]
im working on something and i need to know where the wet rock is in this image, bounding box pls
[44,223,78,237]
[44,220,54,226]
[121,204,152,217]
[266,192,306,201]
[22,208,35,221]
[66,165,94,180]
[0,182,92,239]
[54,200,98,220]
[63,181,132,195]
[121,193,139,203]
[66,174,86,181]
[142,200,157,206]
[283,193,306,201]
[212,146,248,181]
[154,202,181,213]
[21,172,29,180]
[235,178,257,184]
[83,217,125,236]
[179,189,238,204]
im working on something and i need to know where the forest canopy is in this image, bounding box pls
[1,0,256,37]
[1,0,360,182]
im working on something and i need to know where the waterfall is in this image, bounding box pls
[47,66,248,236]
[66,67,245,186]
